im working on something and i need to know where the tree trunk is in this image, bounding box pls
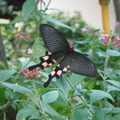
[0,27,8,69]
[113,0,120,34]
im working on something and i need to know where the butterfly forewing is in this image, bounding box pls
[40,24,70,53]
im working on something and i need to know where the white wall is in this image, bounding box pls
[48,0,116,31]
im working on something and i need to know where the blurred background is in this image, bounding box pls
[0,0,120,33]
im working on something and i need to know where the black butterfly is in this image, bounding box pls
[28,24,97,87]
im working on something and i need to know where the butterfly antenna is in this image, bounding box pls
[28,63,41,70]
[43,77,52,88]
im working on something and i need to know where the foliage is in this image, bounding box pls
[0,0,120,120]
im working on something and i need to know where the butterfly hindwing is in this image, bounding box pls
[64,51,97,77]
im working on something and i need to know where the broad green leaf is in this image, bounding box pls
[42,90,59,104]
[1,82,33,95]
[106,49,120,56]
[43,104,59,116]
[16,108,39,120]
[22,0,36,16]
[70,73,85,87]
[75,38,90,44]
[92,109,105,120]
[107,85,120,92]
[72,109,89,120]
[11,16,28,24]
[110,107,120,113]
[90,90,114,103]
[110,113,120,120]
[107,80,120,88]
[0,88,5,106]
[50,102,72,116]
[0,70,16,82]
[51,115,65,120]
[44,16,72,30]
[56,75,69,96]
[97,51,107,57]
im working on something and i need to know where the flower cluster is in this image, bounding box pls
[16,32,30,41]
[99,34,120,48]
[27,48,41,55]
[20,68,40,79]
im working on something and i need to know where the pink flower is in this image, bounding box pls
[99,29,104,34]
[114,43,120,48]
[81,27,87,32]
[99,34,120,48]
[28,48,33,54]
[16,33,20,37]
[19,35,24,39]
[15,31,31,41]
[20,68,40,79]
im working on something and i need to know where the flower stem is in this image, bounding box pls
[32,80,48,120]
[64,75,94,115]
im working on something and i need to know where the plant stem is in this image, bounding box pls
[64,75,94,115]
[32,80,48,120]
[44,0,52,13]
[103,51,109,92]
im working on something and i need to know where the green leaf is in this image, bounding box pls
[43,104,59,116]
[22,0,36,16]
[11,16,28,24]
[0,70,16,82]
[44,16,72,30]
[107,80,120,88]
[16,108,39,120]
[106,49,120,56]
[50,102,72,116]
[92,109,105,120]
[97,51,106,57]
[56,75,69,96]
[42,90,59,104]
[51,115,65,120]
[70,73,85,87]
[90,90,114,103]
[72,109,89,120]
[107,85,120,92]
[110,113,120,120]
[1,82,33,95]
[0,88,5,106]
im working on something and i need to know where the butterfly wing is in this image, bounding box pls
[43,51,97,87]
[67,51,97,77]
[40,24,70,53]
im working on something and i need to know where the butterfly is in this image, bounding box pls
[28,24,97,87]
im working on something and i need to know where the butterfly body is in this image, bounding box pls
[28,24,97,87]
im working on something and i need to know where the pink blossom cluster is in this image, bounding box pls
[16,32,30,41]
[20,68,40,79]
[27,48,41,55]
[81,27,87,32]
[99,34,120,47]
